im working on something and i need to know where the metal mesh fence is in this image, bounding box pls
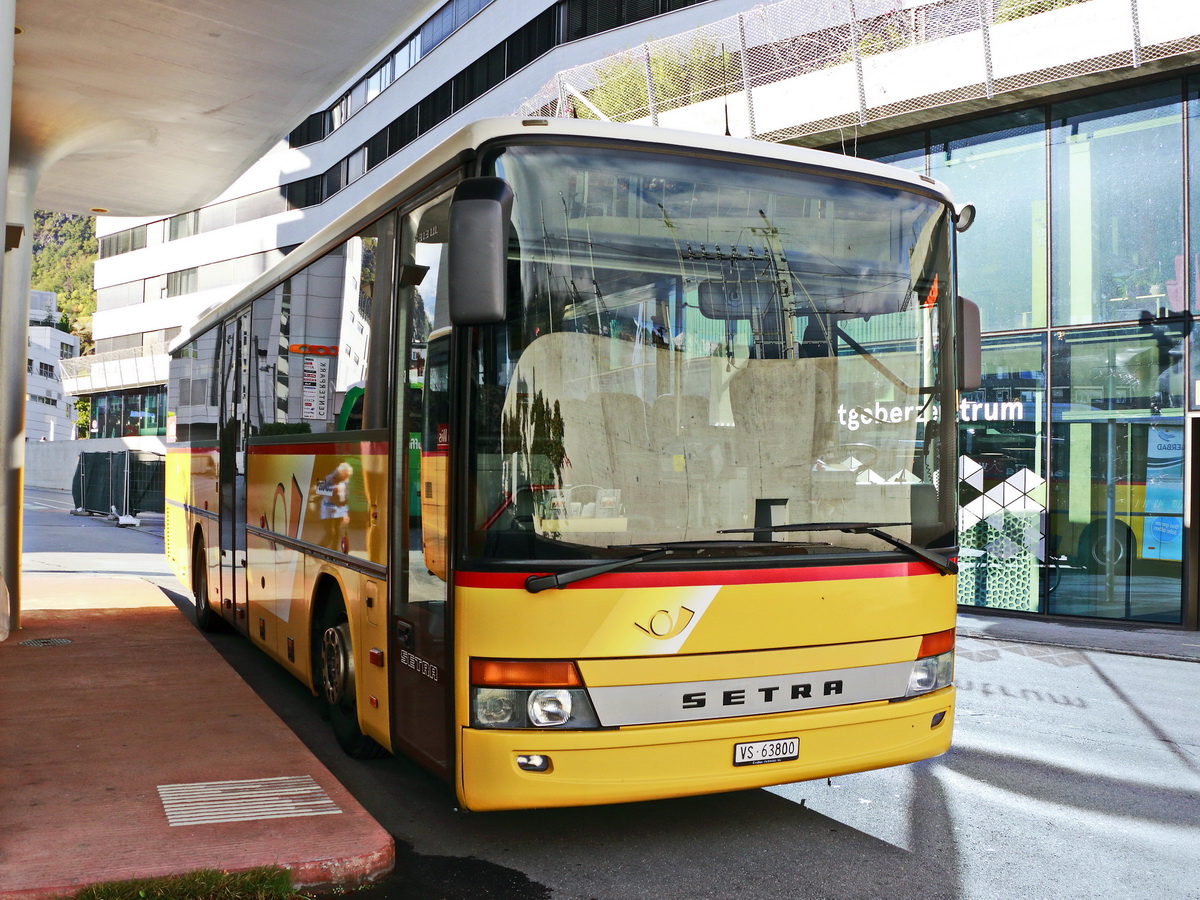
[128,451,166,516]
[72,451,165,518]
[517,0,1200,142]
[60,342,169,394]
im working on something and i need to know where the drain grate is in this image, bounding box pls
[18,638,72,647]
[157,775,342,826]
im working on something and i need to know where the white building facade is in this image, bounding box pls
[26,290,78,442]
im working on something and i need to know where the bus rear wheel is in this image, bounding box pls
[316,596,387,759]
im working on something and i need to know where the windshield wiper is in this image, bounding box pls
[717,522,957,576]
[525,548,674,593]
[523,539,832,593]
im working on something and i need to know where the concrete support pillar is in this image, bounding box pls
[0,0,16,642]
[1,176,34,643]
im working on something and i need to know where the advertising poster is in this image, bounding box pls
[1141,425,1184,561]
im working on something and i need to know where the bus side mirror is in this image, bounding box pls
[448,177,514,326]
[958,296,982,393]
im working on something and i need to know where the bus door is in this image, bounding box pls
[219,311,251,631]
[389,191,453,774]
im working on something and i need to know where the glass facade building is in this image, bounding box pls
[857,76,1198,627]
[89,386,169,439]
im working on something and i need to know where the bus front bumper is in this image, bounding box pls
[458,687,953,811]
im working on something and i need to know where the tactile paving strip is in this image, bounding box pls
[157,775,342,826]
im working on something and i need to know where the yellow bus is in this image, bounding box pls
[165,117,978,811]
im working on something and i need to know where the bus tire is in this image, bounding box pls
[191,537,222,633]
[316,593,387,759]
[1081,521,1135,573]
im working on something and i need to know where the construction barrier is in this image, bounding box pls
[71,450,165,520]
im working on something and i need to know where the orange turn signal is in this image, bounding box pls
[918,628,956,658]
[470,658,583,687]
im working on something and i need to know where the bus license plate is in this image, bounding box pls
[733,737,799,766]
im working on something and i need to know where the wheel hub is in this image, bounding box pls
[321,623,355,706]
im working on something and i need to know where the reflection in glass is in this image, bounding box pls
[239,220,388,435]
[931,110,1047,332]
[1051,83,1184,327]
[1047,324,1185,623]
[957,335,1047,613]
[1187,75,1200,408]
[851,133,926,174]
[468,144,958,566]
[94,385,169,438]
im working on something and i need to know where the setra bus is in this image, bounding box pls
[165,117,979,811]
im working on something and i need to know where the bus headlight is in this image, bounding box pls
[529,689,572,726]
[471,687,600,728]
[474,688,522,727]
[469,658,602,729]
[903,628,955,698]
[906,651,954,697]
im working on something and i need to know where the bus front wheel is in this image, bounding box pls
[191,538,221,633]
[1081,521,1135,573]
[316,596,387,759]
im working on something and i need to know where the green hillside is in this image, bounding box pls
[30,211,97,352]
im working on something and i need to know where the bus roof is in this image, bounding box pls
[171,116,962,351]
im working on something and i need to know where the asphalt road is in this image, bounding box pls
[23,486,1200,900]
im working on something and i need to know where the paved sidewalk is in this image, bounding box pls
[957,609,1200,662]
[0,574,393,900]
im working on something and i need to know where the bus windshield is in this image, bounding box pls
[468,142,955,564]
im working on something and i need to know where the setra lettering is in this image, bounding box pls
[399,649,439,682]
[681,680,834,709]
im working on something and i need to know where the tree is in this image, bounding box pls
[30,211,97,353]
[580,38,735,123]
[993,0,1089,25]
[73,397,91,439]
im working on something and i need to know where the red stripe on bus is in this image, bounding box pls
[247,441,389,455]
[455,561,936,590]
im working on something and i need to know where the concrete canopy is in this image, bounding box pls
[13,0,423,217]
[0,0,424,640]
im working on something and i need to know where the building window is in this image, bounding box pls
[288,111,329,148]
[1047,324,1185,624]
[166,268,199,297]
[38,362,55,379]
[168,210,200,241]
[931,109,1048,332]
[285,175,324,211]
[89,385,168,438]
[99,223,149,258]
[366,57,394,102]
[1186,75,1200,410]
[958,334,1048,615]
[1050,82,1184,327]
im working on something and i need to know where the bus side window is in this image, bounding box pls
[420,338,450,581]
[404,191,452,580]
